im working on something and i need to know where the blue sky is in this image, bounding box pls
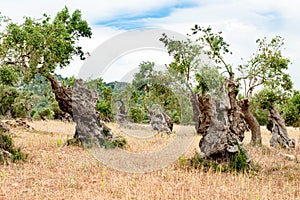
[0,0,299,90]
[95,1,198,30]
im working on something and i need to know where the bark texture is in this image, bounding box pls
[115,100,129,125]
[197,77,250,164]
[240,98,262,145]
[190,93,201,131]
[148,108,173,134]
[267,105,295,148]
[46,74,116,144]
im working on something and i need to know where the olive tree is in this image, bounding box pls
[0,7,117,145]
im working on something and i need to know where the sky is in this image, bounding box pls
[0,0,299,90]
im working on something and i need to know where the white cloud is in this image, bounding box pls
[0,0,299,89]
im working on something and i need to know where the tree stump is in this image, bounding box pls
[267,106,295,148]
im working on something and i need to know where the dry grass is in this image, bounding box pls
[1,120,300,199]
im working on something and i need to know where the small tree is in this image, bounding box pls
[161,26,250,167]
[0,7,117,144]
[237,36,293,145]
[254,87,295,148]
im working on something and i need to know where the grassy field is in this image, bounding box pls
[1,120,300,199]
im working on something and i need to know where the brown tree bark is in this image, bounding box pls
[197,92,250,163]
[190,93,201,131]
[240,98,262,146]
[197,77,250,164]
[227,76,247,142]
[148,107,173,134]
[45,74,116,144]
[267,105,295,148]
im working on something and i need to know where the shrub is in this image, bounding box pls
[96,100,113,121]
[253,109,269,125]
[129,105,145,123]
[185,146,250,173]
[32,108,54,120]
[0,132,27,163]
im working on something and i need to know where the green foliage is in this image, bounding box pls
[96,136,127,149]
[0,66,18,86]
[252,88,300,127]
[253,109,269,126]
[254,88,280,110]
[0,133,27,162]
[32,107,54,120]
[191,25,233,75]
[185,148,250,173]
[281,90,300,127]
[238,36,292,98]
[0,7,91,82]
[132,61,155,89]
[130,61,182,124]
[160,34,203,85]
[195,66,225,96]
[129,105,145,123]
[111,136,127,148]
[96,100,113,121]
[0,86,19,116]
[229,146,248,172]
[93,78,114,122]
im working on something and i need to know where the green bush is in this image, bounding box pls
[129,105,145,123]
[32,108,54,120]
[0,133,27,163]
[184,146,250,173]
[229,147,248,172]
[96,100,113,121]
[254,109,269,126]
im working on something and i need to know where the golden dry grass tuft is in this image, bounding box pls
[1,120,300,199]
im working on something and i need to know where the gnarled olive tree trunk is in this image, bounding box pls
[148,107,173,134]
[115,100,129,125]
[240,98,262,146]
[197,77,250,164]
[267,105,295,148]
[46,74,115,144]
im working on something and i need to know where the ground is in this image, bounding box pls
[1,120,300,199]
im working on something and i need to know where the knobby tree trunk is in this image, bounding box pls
[227,76,248,142]
[115,100,129,125]
[148,107,173,134]
[267,105,295,148]
[197,93,250,163]
[240,98,262,146]
[46,74,116,144]
[196,76,250,163]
